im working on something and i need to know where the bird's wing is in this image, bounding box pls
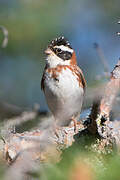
[41,65,47,91]
[75,66,87,90]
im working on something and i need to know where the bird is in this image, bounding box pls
[41,36,86,132]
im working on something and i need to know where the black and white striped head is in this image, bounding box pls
[45,36,75,67]
[45,36,73,60]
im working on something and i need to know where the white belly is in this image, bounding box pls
[44,68,84,126]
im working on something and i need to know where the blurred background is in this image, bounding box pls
[0,0,119,115]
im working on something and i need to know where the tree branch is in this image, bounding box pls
[0,26,8,48]
[88,60,120,137]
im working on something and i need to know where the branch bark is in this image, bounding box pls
[88,60,120,137]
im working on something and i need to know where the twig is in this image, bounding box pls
[0,26,8,48]
[3,111,38,130]
[94,42,110,74]
[0,101,24,119]
[117,20,120,36]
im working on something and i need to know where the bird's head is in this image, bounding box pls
[45,36,77,67]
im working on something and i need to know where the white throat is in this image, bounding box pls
[46,53,71,68]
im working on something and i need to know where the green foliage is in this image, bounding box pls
[0,142,120,180]
[27,139,120,180]
[0,160,6,180]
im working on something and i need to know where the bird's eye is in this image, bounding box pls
[56,48,62,53]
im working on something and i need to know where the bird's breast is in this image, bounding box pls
[44,66,84,100]
[43,65,84,125]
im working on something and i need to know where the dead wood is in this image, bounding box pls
[88,60,120,139]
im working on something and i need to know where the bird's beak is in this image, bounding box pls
[45,48,52,55]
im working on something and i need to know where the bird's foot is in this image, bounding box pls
[71,118,78,134]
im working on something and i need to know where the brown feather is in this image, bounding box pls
[70,51,77,65]
[41,65,86,90]
[41,65,48,91]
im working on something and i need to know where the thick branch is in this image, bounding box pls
[100,60,120,118]
[88,60,120,135]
